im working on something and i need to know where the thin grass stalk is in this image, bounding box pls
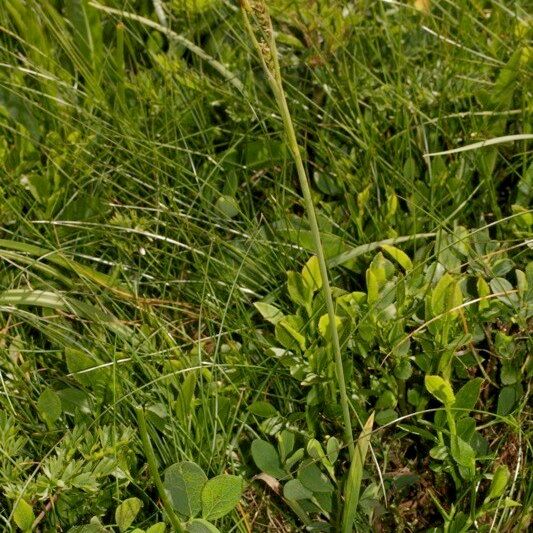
[341,413,374,532]
[135,406,185,532]
[240,0,354,459]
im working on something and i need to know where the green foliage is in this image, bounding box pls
[0,0,531,531]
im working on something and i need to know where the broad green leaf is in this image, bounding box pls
[67,525,107,533]
[214,195,239,218]
[317,314,342,340]
[341,413,374,533]
[497,386,516,416]
[164,461,207,518]
[490,277,519,306]
[429,445,448,461]
[278,430,295,463]
[13,499,34,531]
[277,228,347,260]
[375,409,398,426]
[57,387,90,416]
[456,417,476,442]
[366,269,379,305]
[283,479,313,500]
[376,390,397,410]
[446,280,463,316]
[285,448,305,469]
[431,273,453,316]
[201,475,243,521]
[369,252,394,284]
[326,437,340,465]
[306,439,325,462]
[501,361,519,384]
[275,315,306,351]
[186,519,220,533]
[454,378,483,415]
[37,387,62,427]
[394,358,412,380]
[248,401,278,418]
[115,497,143,532]
[425,375,455,407]
[381,245,412,271]
[302,256,322,291]
[65,348,108,389]
[297,461,333,493]
[477,277,491,310]
[253,302,284,325]
[251,439,286,479]
[485,465,510,502]
[450,436,476,479]
[287,271,313,309]
[147,524,166,533]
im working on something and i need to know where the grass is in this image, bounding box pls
[0,0,531,531]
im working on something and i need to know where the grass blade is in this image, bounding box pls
[135,407,185,532]
[341,413,374,533]
[423,134,533,158]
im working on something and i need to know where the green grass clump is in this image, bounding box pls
[0,1,531,531]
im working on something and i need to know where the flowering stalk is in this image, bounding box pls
[241,0,355,459]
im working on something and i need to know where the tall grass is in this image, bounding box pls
[0,0,531,530]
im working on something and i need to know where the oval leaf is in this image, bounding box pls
[253,302,284,325]
[147,524,166,533]
[37,387,62,427]
[251,439,286,479]
[454,378,483,415]
[13,498,34,531]
[302,256,322,291]
[186,519,220,533]
[164,461,207,518]
[283,479,313,500]
[381,244,412,271]
[201,475,243,521]
[425,375,455,407]
[287,271,313,309]
[486,465,510,501]
[297,461,333,493]
[248,401,278,418]
[115,497,143,532]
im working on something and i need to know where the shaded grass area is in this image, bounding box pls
[0,1,531,531]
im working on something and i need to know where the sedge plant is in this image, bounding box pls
[240,0,355,458]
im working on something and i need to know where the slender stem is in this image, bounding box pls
[241,3,354,458]
[135,406,185,532]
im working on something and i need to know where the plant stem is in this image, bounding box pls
[135,406,185,532]
[241,1,354,459]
